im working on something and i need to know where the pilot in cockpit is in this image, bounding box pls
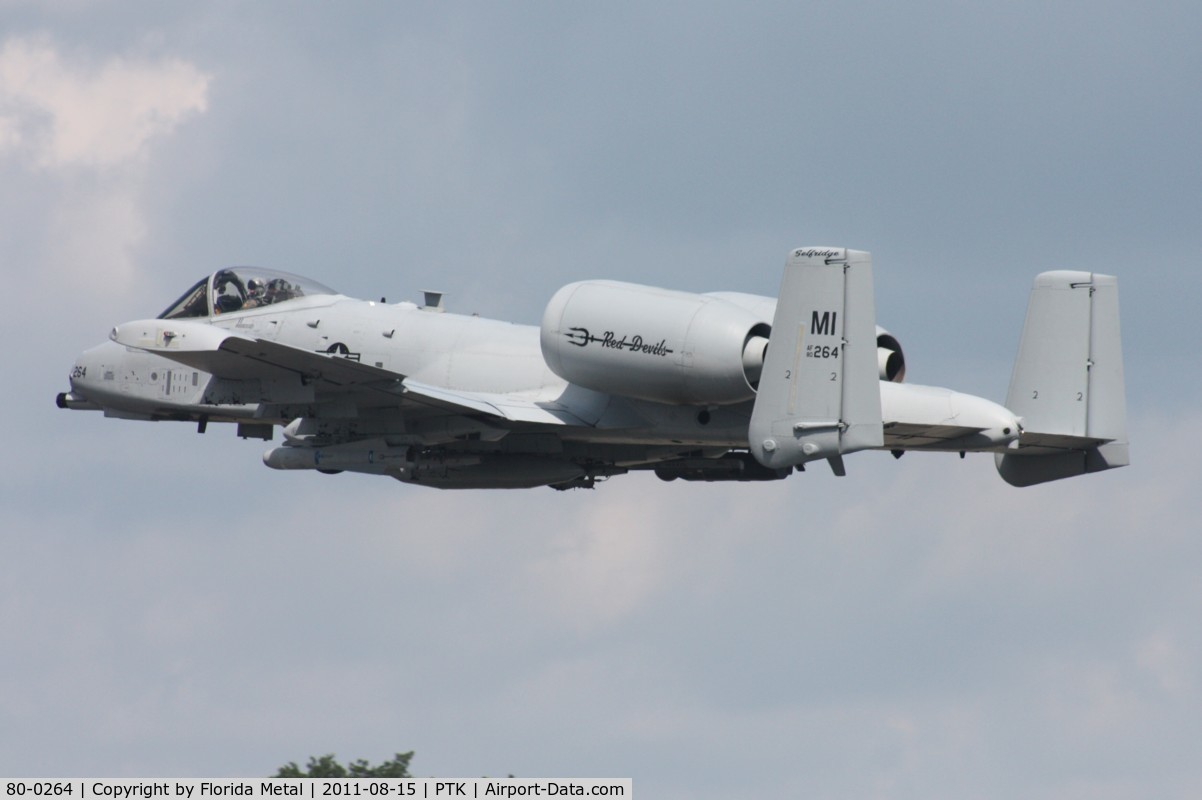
[159,268,333,320]
[243,277,266,308]
[212,270,245,314]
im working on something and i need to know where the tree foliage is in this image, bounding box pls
[274,752,414,778]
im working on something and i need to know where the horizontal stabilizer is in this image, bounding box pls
[1012,430,1111,452]
[996,271,1128,486]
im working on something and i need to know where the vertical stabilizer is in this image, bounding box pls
[996,271,1129,486]
[749,247,883,474]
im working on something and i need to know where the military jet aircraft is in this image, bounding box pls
[57,247,1128,489]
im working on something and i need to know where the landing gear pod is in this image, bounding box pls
[540,280,771,405]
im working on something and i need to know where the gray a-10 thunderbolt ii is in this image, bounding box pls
[58,247,1128,489]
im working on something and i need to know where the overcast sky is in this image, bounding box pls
[3,2,1201,797]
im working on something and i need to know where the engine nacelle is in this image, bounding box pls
[541,280,771,405]
[876,327,906,383]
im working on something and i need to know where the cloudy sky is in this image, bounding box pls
[3,1,1200,796]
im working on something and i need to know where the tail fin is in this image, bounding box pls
[995,271,1129,486]
[749,247,883,475]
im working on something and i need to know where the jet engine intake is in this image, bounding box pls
[541,280,771,406]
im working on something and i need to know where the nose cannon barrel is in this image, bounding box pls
[56,391,100,411]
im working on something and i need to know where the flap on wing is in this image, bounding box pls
[401,380,592,426]
[111,318,401,386]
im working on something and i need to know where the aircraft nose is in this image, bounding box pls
[70,343,101,390]
[58,340,119,409]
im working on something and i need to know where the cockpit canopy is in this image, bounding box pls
[158,268,338,320]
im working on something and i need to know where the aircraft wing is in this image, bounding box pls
[110,319,395,385]
[110,318,585,426]
[400,380,597,426]
[217,335,400,386]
